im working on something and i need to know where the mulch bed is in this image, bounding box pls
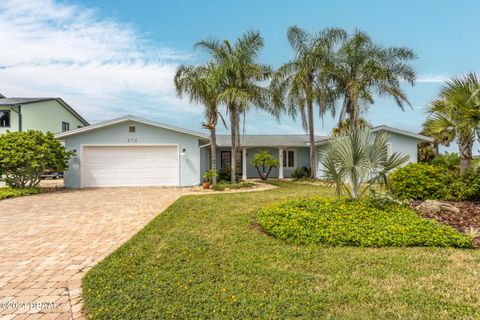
[411,200,480,246]
[41,186,65,193]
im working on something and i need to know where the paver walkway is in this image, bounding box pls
[0,188,187,320]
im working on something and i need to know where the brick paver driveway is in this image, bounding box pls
[0,188,188,320]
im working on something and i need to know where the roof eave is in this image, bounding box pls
[54,115,208,140]
[55,98,89,126]
[372,125,433,142]
[0,98,89,126]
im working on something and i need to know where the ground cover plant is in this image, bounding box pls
[258,197,472,248]
[0,187,40,201]
[83,182,480,319]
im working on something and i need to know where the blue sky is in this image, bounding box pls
[0,0,479,142]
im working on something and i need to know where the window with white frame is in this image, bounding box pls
[283,149,295,168]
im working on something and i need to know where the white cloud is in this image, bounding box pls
[0,0,200,124]
[416,74,450,83]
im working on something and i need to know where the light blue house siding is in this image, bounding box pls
[388,134,420,164]
[62,120,205,188]
[207,146,310,179]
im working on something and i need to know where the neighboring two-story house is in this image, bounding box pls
[0,94,89,134]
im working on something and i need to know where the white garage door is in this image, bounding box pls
[82,145,179,187]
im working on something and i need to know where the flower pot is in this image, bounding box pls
[203,182,210,189]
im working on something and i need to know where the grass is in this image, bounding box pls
[258,197,472,247]
[0,186,40,201]
[83,182,480,319]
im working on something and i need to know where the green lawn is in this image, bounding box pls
[83,181,480,319]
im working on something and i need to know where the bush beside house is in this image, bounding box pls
[0,130,74,188]
[390,162,480,201]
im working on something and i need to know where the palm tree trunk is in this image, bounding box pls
[459,137,473,173]
[307,101,317,179]
[229,104,237,183]
[348,100,358,130]
[235,114,241,180]
[210,127,217,186]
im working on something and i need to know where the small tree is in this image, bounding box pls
[320,127,409,199]
[0,131,74,188]
[251,150,279,180]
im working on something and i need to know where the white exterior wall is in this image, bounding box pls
[62,121,203,188]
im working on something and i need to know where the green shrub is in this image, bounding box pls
[257,197,472,248]
[453,168,480,201]
[390,163,480,201]
[430,152,460,171]
[0,130,74,188]
[389,163,451,200]
[217,167,231,182]
[0,187,40,201]
[291,167,309,179]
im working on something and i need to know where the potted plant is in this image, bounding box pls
[202,169,217,189]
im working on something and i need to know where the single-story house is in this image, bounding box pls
[55,115,432,188]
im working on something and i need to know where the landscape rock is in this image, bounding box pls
[414,200,461,216]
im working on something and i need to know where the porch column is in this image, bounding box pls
[278,148,284,179]
[242,148,247,180]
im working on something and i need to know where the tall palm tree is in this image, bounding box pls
[333,30,416,130]
[195,31,274,183]
[271,26,346,178]
[423,72,480,172]
[174,63,224,185]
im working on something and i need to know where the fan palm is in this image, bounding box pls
[333,30,416,130]
[174,63,225,185]
[271,26,346,178]
[423,72,480,172]
[195,31,274,182]
[320,127,410,199]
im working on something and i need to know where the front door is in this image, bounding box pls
[220,151,242,175]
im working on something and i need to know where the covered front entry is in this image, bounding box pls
[81,145,179,187]
[214,146,310,179]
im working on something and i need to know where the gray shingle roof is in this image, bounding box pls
[216,134,327,147]
[0,97,89,125]
[0,98,54,105]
